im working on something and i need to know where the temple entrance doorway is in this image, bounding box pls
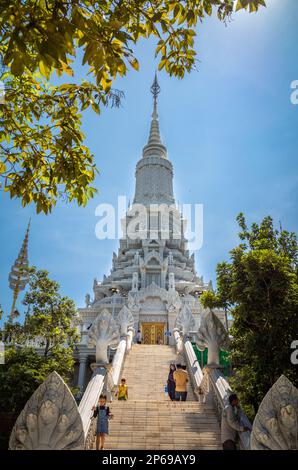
[141,323,165,345]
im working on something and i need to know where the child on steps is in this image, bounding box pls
[92,394,113,450]
[115,378,128,401]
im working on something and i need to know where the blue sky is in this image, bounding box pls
[1,0,297,321]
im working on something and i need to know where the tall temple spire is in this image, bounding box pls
[8,219,31,321]
[134,74,174,205]
[142,73,167,159]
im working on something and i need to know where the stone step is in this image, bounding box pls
[109,401,213,406]
[110,412,218,415]
[109,420,219,424]
[112,414,217,417]
[111,411,218,415]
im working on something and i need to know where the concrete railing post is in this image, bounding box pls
[111,338,127,388]
[173,328,183,354]
[126,328,134,353]
[183,337,204,398]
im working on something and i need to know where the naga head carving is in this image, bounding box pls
[88,309,119,364]
[251,375,298,450]
[116,305,135,337]
[9,372,84,450]
[196,309,229,365]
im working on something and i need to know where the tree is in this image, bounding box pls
[0,267,80,413]
[0,0,266,213]
[21,267,80,356]
[0,346,75,413]
[201,214,298,420]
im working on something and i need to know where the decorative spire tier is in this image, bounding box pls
[142,73,167,159]
[134,74,175,206]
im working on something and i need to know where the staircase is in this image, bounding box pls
[103,345,221,450]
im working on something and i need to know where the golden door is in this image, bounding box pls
[141,323,165,345]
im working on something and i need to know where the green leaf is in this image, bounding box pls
[129,58,139,71]
[235,0,245,11]
[158,59,167,71]
[39,61,51,80]
[204,2,212,16]
[173,4,181,20]
[91,102,100,114]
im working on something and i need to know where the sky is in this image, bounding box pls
[0,0,297,322]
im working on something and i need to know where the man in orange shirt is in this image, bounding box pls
[173,364,189,401]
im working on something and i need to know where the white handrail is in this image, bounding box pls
[184,338,204,396]
[78,367,106,446]
[78,336,130,448]
[126,329,134,352]
[173,328,184,354]
[111,338,127,388]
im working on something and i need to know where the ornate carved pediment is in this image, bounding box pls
[138,282,168,302]
[166,289,181,312]
[251,375,298,450]
[9,372,84,450]
[128,292,141,313]
[129,283,181,314]
[145,250,161,266]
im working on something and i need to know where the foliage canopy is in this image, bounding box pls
[0,267,79,412]
[0,0,266,213]
[201,214,298,419]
